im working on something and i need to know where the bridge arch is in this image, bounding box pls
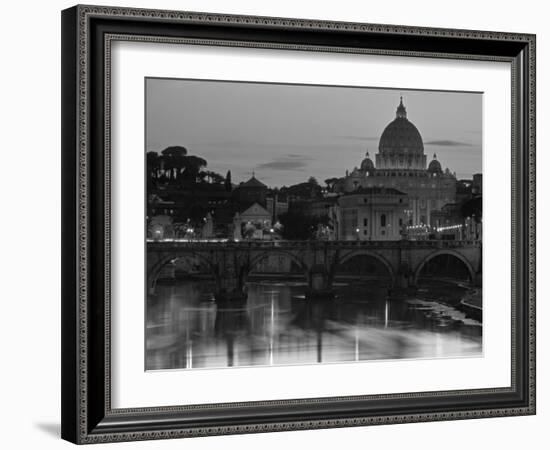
[148,251,216,292]
[414,249,475,285]
[248,250,309,279]
[335,250,396,286]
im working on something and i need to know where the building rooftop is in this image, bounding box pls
[240,175,267,188]
[345,187,408,196]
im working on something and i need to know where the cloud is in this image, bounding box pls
[285,153,315,159]
[256,155,311,171]
[424,140,472,147]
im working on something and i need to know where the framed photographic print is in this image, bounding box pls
[61,5,536,444]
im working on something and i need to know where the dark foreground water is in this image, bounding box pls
[146,280,482,371]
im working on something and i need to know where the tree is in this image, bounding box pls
[146,151,160,187]
[199,170,225,184]
[161,145,187,158]
[161,146,187,181]
[308,176,319,185]
[278,211,329,240]
[225,170,232,191]
[324,177,339,192]
[181,155,207,182]
[242,222,256,239]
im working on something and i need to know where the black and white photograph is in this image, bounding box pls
[145,79,483,371]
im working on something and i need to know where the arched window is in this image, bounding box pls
[380,214,386,227]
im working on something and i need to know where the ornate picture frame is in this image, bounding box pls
[61,5,535,444]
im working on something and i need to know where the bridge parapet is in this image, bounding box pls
[147,239,481,251]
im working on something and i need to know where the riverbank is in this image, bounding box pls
[459,289,482,321]
[415,280,466,307]
[415,280,482,323]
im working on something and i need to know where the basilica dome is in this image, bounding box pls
[360,151,375,171]
[427,154,442,173]
[378,97,424,156]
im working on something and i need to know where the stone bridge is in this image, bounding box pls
[147,240,482,301]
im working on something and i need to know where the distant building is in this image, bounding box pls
[429,203,481,241]
[147,194,175,218]
[472,173,482,195]
[234,202,272,240]
[288,197,337,218]
[234,174,268,206]
[239,202,272,225]
[430,202,463,231]
[456,179,474,204]
[266,194,289,221]
[334,97,457,227]
[148,215,174,240]
[334,187,409,241]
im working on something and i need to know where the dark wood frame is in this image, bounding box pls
[61,4,536,444]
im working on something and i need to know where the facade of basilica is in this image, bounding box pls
[334,97,458,240]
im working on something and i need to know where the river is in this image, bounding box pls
[146,279,482,371]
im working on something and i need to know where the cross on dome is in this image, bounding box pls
[396,96,407,119]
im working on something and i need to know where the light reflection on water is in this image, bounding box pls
[146,280,482,371]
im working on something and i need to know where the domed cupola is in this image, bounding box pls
[376,97,427,170]
[428,153,442,174]
[360,151,375,172]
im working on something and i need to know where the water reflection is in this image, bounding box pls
[146,280,482,371]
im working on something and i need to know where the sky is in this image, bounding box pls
[146,78,482,188]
